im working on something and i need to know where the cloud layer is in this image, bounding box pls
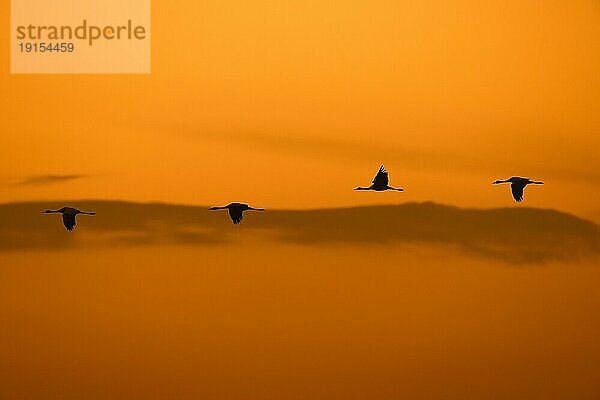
[0,201,598,264]
[15,174,88,186]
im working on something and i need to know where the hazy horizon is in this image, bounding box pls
[1,200,598,264]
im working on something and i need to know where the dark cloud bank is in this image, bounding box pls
[15,174,88,186]
[0,201,598,264]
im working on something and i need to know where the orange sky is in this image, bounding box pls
[1,3,600,397]
[1,0,599,217]
[2,244,600,400]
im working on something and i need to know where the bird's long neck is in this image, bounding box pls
[248,207,265,211]
[80,211,96,215]
[529,180,544,185]
[355,187,371,191]
[210,206,227,210]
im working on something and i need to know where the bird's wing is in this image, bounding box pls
[372,166,389,187]
[62,213,76,231]
[228,208,244,225]
[511,182,525,202]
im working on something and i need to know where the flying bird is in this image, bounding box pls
[493,177,544,202]
[42,207,96,231]
[209,203,265,225]
[355,165,404,192]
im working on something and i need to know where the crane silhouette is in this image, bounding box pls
[42,207,96,231]
[209,203,265,225]
[493,177,544,202]
[355,165,404,192]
